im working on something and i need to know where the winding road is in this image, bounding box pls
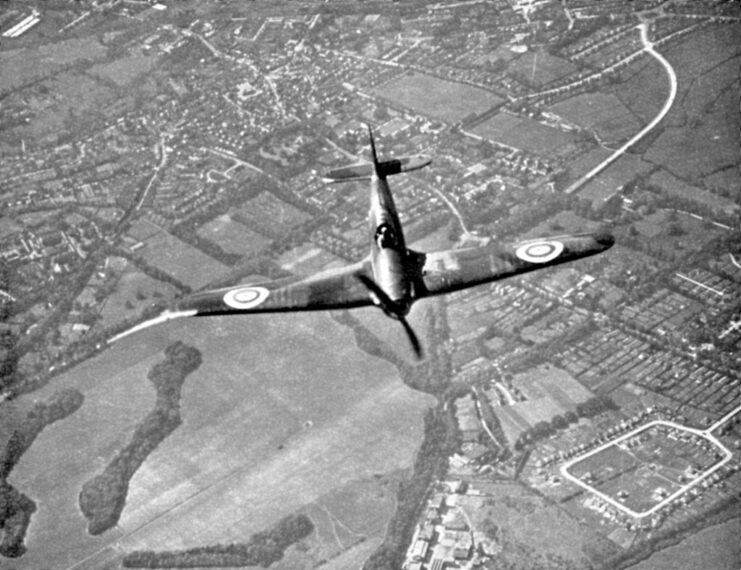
[564,22,678,195]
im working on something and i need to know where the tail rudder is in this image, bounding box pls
[367,123,382,178]
[321,124,432,183]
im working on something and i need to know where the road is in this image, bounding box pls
[135,133,169,212]
[560,412,739,519]
[564,22,678,195]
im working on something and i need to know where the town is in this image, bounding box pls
[0,0,739,568]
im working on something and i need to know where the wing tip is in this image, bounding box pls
[108,309,198,344]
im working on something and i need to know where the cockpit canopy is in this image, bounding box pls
[375,223,399,249]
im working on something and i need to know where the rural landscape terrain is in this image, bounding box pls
[0,0,739,569]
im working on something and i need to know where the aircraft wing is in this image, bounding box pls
[176,260,374,316]
[109,261,374,342]
[323,155,432,183]
[413,232,614,299]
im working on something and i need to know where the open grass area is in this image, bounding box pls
[375,72,498,123]
[464,481,617,569]
[649,170,738,215]
[498,365,593,444]
[0,38,107,94]
[472,112,580,155]
[549,92,644,145]
[278,243,343,276]
[577,151,653,205]
[89,54,160,87]
[231,192,312,238]
[611,56,668,124]
[644,25,740,185]
[140,229,230,289]
[628,518,741,570]
[507,50,578,87]
[9,312,433,568]
[196,214,272,256]
[294,473,400,567]
[96,269,179,331]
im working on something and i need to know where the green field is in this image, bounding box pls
[7,311,434,568]
[374,72,498,123]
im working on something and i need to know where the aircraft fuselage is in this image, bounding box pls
[369,172,413,315]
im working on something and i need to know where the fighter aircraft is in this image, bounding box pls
[115,126,614,357]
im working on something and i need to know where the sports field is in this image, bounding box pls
[497,365,593,444]
[196,213,273,256]
[8,311,433,568]
[375,72,498,123]
[471,112,579,155]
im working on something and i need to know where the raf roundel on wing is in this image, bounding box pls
[515,240,564,263]
[223,286,270,310]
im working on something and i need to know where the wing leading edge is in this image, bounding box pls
[176,259,374,316]
[109,261,374,343]
[413,232,614,299]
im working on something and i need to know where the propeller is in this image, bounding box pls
[356,274,423,359]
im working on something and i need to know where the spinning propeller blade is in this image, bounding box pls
[356,274,423,359]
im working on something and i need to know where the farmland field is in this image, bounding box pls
[576,151,653,204]
[140,229,230,289]
[7,310,434,568]
[374,72,498,123]
[548,92,644,145]
[611,57,668,123]
[643,25,740,184]
[231,192,312,237]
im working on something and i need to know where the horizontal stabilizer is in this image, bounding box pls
[323,154,431,183]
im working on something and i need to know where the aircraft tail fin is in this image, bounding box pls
[322,124,431,183]
[367,123,381,177]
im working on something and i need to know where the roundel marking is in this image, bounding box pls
[223,286,270,310]
[515,240,564,264]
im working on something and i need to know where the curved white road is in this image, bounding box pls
[565,23,678,194]
[560,413,739,520]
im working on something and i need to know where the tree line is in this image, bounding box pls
[514,394,618,450]
[78,342,202,535]
[0,389,84,558]
[122,513,313,568]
